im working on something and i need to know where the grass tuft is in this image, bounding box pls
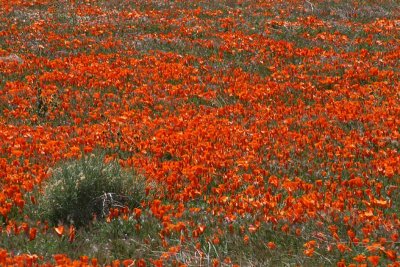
[38,151,146,228]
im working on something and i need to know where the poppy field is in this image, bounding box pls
[0,0,399,266]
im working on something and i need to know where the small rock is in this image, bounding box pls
[0,54,24,64]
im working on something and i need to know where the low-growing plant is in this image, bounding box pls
[38,152,146,228]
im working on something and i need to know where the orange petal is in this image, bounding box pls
[55,225,64,236]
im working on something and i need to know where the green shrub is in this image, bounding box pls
[38,152,146,227]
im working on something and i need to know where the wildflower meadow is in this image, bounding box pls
[0,0,398,266]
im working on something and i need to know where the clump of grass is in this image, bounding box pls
[38,152,146,228]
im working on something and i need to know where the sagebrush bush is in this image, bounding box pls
[38,153,146,227]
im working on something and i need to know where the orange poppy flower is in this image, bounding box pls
[367,256,380,266]
[54,225,64,237]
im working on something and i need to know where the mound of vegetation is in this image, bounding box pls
[38,153,146,228]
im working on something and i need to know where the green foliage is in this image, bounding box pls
[0,213,163,265]
[38,152,146,227]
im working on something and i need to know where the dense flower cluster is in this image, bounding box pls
[0,0,398,266]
